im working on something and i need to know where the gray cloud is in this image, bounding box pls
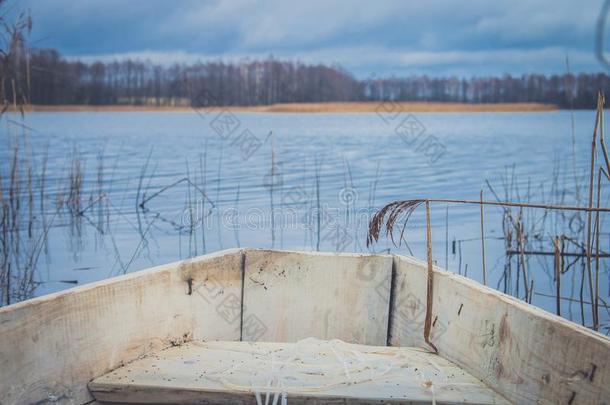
[16,0,609,76]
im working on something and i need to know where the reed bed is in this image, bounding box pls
[368,92,610,333]
[0,143,50,304]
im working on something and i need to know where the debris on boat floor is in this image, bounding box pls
[89,338,509,404]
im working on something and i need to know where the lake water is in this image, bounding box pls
[1,108,608,331]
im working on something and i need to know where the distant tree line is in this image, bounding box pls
[7,48,610,108]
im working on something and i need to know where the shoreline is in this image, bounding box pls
[15,102,558,113]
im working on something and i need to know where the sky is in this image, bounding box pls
[14,0,610,78]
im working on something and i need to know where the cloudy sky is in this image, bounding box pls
[15,0,610,77]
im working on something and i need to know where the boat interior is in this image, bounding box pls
[1,249,608,404]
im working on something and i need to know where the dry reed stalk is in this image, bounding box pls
[269,134,276,249]
[594,167,608,329]
[458,240,463,276]
[586,92,604,330]
[95,151,106,233]
[9,146,19,237]
[216,141,223,250]
[367,199,425,247]
[39,149,48,253]
[343,159,357,252]
[9,146,20,289]
[66,150,84,233]
[480,190,487,285]
[554,236,562,316]
[315,160,321,251]
[445,205,449,271]
[565,57,582,208]
[135,149,153,256]
[580,253,586,326]
[27,166,32,240]
[595,98,610,329]
[0,167,8,305]
[367,162,381,253]
[185,158,195,256]
[199,145,207,254]
[234,183,241,248]
[424,200,438,353]
[517,208,529,302]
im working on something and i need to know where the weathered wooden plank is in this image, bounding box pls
[242,249,392,344]
[178,250,243,341]
[389,254,610,404]
[0,249,242,405]
[89,340,509,404]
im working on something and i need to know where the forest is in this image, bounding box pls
[7,48,610,108]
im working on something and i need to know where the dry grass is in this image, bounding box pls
[17,102,558,113]
[256,102,557,113]
[367,93,610,332]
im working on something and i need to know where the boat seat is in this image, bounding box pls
[88,339,509,404]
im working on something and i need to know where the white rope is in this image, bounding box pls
[199,338,470,401]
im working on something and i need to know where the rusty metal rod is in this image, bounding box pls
[506,250,610,258]
[420,198,610,213]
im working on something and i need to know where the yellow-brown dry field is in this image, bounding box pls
[18,101,557,113]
